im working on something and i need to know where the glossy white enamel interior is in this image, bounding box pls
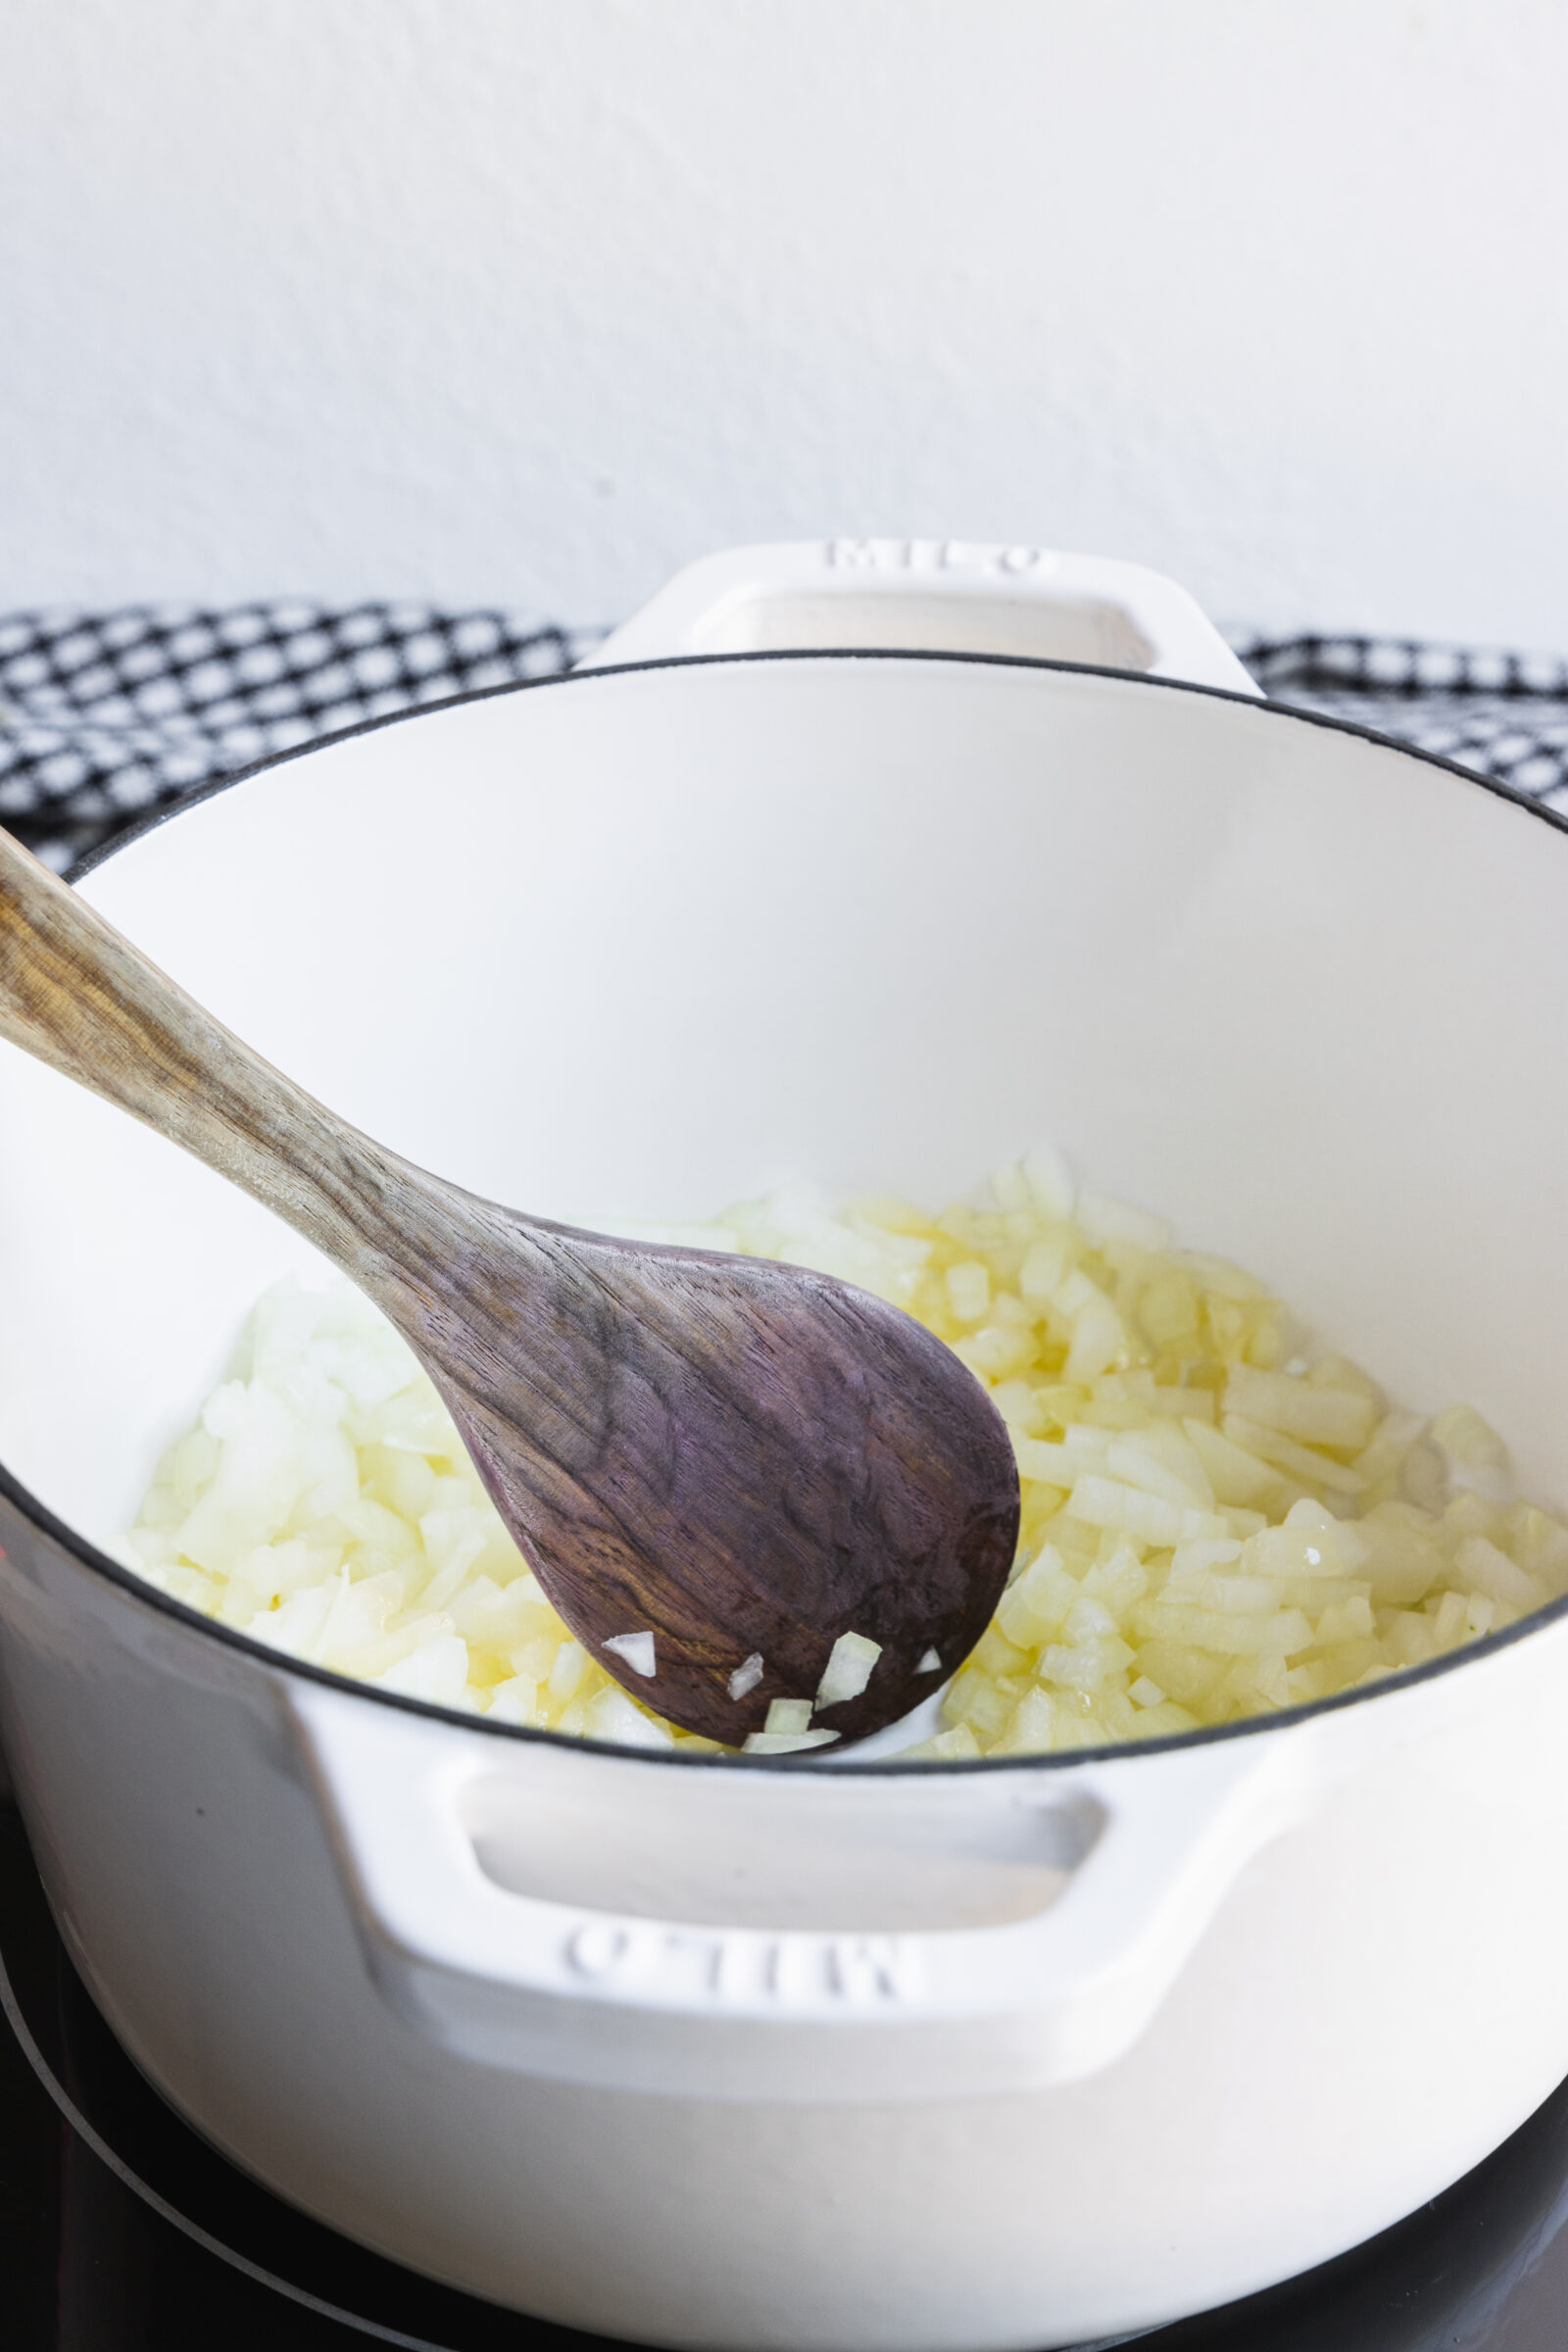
[1,655,1565,1555]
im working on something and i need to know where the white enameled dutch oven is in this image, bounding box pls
[4,541,1568,2352]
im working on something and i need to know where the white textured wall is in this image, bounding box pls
[3,0,1565,643]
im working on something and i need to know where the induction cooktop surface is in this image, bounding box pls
[2,1797,1565,2351]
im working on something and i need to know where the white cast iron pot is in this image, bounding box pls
[3,540,1568,2352]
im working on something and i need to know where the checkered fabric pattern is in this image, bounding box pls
[3,605,1567,869]
[1241,635,1568,807]
[0,603,597,868]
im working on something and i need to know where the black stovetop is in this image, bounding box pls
[2,1799,1565,2352]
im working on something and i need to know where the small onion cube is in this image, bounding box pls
[727,1651,765,1701]
[582,1684,674,1749]
[602,1630,657,1678]
[815,1630,883,1709]
[764,1697,813,1735]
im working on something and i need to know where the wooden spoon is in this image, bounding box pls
[0,830,1019,1748]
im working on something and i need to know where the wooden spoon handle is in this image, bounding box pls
[0,826,407,1282]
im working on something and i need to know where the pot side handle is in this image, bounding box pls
[288,1682,1312,2104]
[580,538,1260,696]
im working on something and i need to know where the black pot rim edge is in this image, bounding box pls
[5,641,1565,1781]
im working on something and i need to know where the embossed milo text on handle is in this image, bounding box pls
[564,1919,920,2007]
[824,538,1052,578]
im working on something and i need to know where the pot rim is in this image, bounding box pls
[9,643,1568,1779]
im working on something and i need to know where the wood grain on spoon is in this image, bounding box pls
[0,829,1020,1746]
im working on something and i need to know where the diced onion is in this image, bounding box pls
[764,1697,813,1735]
[123,1146,1566,1767]
[727,1651,765,1700]
[815,1631,883,1709]
[602,1630,657,1678]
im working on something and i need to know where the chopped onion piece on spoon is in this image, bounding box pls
[816,1631,883,1709]
[602,1631,657,1678]
[764,1697,813,1735]
[727,1651,765,1700]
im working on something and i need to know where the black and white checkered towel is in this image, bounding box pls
[3,603,1567,870]
[0,604,597,869]
[1244,635,1568,806]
